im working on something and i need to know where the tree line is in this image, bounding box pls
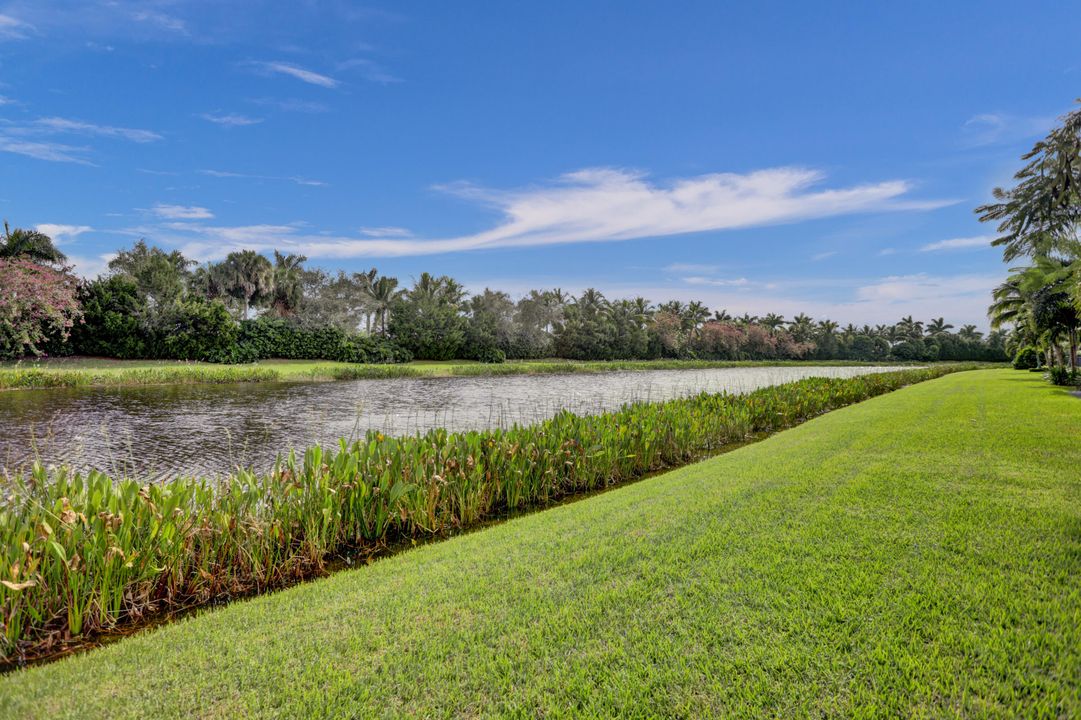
[981,101,1081,383]
[1,228,1006,364]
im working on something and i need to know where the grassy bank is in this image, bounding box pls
[0,356,960,390]
[0,369,1075,717]
[0,367,969,662]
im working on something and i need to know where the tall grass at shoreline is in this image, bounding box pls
[0,365,975,661]
[0,358,992,390]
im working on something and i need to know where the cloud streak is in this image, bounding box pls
[199,112,263,127]
[252,61,339,88]
[152,203,214,220]
[919,235,992,252]
[164,166,949,260]
[35,223,93,244]
[200,169,327,187]
[33,117,162,143]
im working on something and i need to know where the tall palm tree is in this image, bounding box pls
[683,301,711,332]
[816,319,839,337]
[365,275,402,336]
[958,324,983,342]
[270,250,307,317]
[896,315,924,341]
[1,223,67,265]
[761,313,786,333]
[712,308,732,323]
[788,313,815,342]
[220,250,274,320]
[352,267,378,331]
[925,317,954,336]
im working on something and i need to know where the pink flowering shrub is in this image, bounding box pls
[0,258,82,359]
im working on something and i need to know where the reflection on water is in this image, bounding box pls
[0,366,904,480]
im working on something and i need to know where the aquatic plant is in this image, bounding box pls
[0,365,976,660]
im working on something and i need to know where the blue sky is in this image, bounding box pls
[1,1,1077,327]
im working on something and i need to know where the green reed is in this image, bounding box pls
[0,366,282,391]
[0,365,976,660]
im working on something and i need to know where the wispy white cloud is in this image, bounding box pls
[664,262,720,274]
[251,61,339,88]
[359,226,413,237]
[200,169,327,187]
[140,166,951,261]
[919,235,991,252]
[811,251,837,261]
[248,97,329,113]
[878,248,897,256]
[67,252,117,280]
[151,203,214,220]
[682,276,751,287]
[337,57,401,84]
[33,117,162,143]
[131,10,187,35]
[0,136,93,164]
[198,112,263,127]
[35,223,93,244]
[961,112,1054,148]
[0,13,33,40]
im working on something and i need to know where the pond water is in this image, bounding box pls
[0,366,905,480]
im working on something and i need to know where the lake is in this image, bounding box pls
[0,365,906,479]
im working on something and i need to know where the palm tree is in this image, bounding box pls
[683,301,711,332]
[736,313,759,327]
[761,313,786,333]
[925,317,954,336]
[220,250,274,320]
[1,223,67,265]
[712,308,732,323]
[841,323,859,340]
[896,315,924,341]
[630,297,653,326]
[270,250,306,317]
[958,324,983,342]
[364,275,402,336]
[352,267,378,331]
[816,319,839,337]
[788,313,815,342]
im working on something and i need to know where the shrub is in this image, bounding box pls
[476,346,506,364]
[156,297,238,362]
[0,259,82,359]
[1013,346,1039,370]
[235,317,411,364]
[69,275,148,359]
[1048,365,1078,386]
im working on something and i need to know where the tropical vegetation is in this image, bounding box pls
[980,102,1081,384]
[0,365,971,663]
[1,369,1076,718]
[0,227,1006,364]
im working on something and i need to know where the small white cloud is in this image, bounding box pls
[151,203,214,220]
[67,252,117,280]
[683,276,750,287]
[337,57,401,84]
[252,61,339,88]
[249,97,329,113]
[359,226,413,238]
[34,117,162,143]
[663,263,719,274]
[200,169,327,187]
[132,10,187,34]
[199,112,263,127]
[811,251,837,261]
[0,137,93,164]
[878,248,897,256]
[35,224,93,244]
[919,235,991,252]
[961,112,1053,148]
[0,13,33,40]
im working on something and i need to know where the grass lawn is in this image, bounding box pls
[1,369,1077,718]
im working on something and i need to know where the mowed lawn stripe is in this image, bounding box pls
[1,369,1077,718]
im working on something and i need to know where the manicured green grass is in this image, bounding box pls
[0,355,973,390]
[1,369,1076,718]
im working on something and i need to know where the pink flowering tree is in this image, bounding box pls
[0,258,82,359]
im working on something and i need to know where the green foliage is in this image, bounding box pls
[0,366,973,660]
[236,317,411,364]
[388,274,467,360]
[1013,345,1040,369]
[108,240,193,307]
[0,224,67,265]
[69,276,148,359]
[475,346,506,364]
[155,296,238,362]
[1047,365,1078,386]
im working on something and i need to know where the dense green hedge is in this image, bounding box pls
[234,318,412,364]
